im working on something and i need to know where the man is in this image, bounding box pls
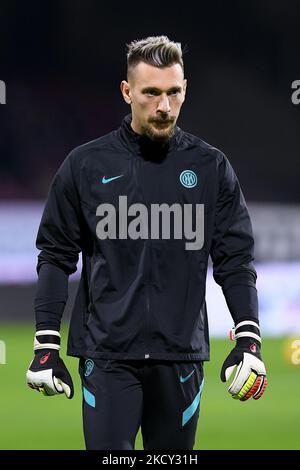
[26,35,267,450]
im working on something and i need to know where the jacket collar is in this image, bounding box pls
[118,113,182,155]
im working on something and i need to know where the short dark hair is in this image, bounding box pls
[126,35,184,80]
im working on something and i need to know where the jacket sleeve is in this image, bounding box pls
[209,153,259,325]
[34,151,84,331]
[36,151,83,275]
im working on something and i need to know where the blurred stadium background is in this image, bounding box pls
[0,0,299,450]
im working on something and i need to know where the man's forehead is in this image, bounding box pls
[131,62,184,87]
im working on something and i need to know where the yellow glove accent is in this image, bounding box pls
[233,371,257,400]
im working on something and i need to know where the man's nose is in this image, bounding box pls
[157,94,171,113]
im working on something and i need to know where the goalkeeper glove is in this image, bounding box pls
[220,320,267,401]
[26,330,74,399]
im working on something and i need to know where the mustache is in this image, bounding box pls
[150,118,174,124]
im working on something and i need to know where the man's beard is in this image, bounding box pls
[140,118,175,144]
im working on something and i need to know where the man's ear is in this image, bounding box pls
[182,79,187,101]
[120,80,132,104]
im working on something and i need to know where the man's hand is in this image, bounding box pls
[220,320,267,401]
[26,330,74,399]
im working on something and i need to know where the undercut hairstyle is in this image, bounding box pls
[126,35,184,80]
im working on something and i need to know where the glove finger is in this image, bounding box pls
[53,375,64,393]
[42,381,58,396]
[28,382,40,392]
[225,364,238,382]
[240,375,263,401]
[53,375,74,399]
[57,366,74,399]
[232,371,257,400]
[227,361,248,395]
[253,375,268,400]
[221,364,237,383]
[27,382,37,390]
[60,380,73,399]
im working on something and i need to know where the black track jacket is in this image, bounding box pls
[35,113,258,361]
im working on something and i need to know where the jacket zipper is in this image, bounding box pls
[132,154,151,359]
[145,288,150,359]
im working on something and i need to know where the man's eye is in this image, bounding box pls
[147,91,159,96]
